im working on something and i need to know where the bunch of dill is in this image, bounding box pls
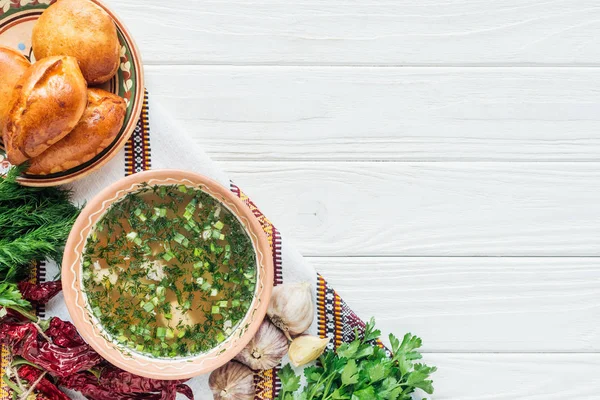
[0,165,81,282]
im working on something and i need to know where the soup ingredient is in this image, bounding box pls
[96,363,193,397]
[267,282,313,340]
[58,370,192,400]
[0,282,30,309]
[16,365,69,400]
[0,320,103,377]
[209,361,255,400]
[0,165,81,282]
[17,281,62,304]
[45,317,86,348]
[277,318,436,400]
[287,335,329,367]
[1,314,195,400]
[235,319,288,370]
[83,184,257,357]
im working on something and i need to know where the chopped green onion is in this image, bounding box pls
[126,231,138,241]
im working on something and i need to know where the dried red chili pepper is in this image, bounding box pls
[0,321,102,377]
[2,318,194,399]
[97,364,193,399]
[18,281,62,304]
[17,365,70,400]
[45,317,86,347]
[58,372,166,400]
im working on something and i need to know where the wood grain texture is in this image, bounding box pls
[223,161,600,257]
[146,66,600,161]
[108,0,600,65]
[424,353,600,399]
[311,257,600,352]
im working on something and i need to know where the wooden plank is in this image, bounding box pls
[221,161,600,257]
[109,0,600,65]
[146,66,600,162]
[310,257,600,352]
[422,353,600,399]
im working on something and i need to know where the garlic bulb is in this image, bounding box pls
[209,361,255,400]
[267,282,313,339]
[288,335,330,367]
[235,319,288,370]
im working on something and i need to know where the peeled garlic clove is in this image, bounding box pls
[209,361,255,400]
[267,282,314,339]
[288,335,330,367]
[234,319,288,370]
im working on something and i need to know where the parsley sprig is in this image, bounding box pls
[277,318,436,400]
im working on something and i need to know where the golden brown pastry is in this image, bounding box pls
[27,88,126,175]
[0,46,30,130]
[32,0,120,85]
[3,55,87,165]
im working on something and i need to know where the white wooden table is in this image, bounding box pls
[107,1,600,397]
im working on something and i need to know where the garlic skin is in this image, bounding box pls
[267,282,314,339]
[209,361,255,400]
[234,319,288,370]
[288,335,330,367]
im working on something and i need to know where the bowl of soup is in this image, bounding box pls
[62,169,273,379]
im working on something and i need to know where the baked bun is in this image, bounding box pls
[0,46,30,130]
[32,0,120,85]
[28,89,126,175]
[3,56,87,165]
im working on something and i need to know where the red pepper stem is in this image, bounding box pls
[1,374,23,395]
[88,368,101,379]
[11,358,41,370]
[7,306,37,323]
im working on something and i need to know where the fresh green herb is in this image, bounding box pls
[277,318,436,400]
[0,165,81,282]
[0,282,30,309]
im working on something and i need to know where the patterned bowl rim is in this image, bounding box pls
[61,169,274,379]
[5,0,145,187]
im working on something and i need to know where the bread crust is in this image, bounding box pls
[0,46,30,130]
[3,56,87,165]
[27,88,126,175]
[32,0,120,85]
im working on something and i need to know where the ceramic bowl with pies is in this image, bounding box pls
[0,0,144,186]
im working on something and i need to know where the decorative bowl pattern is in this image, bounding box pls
[0,0,144,186]
[62,170,274,379]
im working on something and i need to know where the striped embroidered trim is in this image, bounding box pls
[317,274,369,350]
[124,90,151,176]
[230,183,282,399]
[254,367,282,400]
[36,261,46,319]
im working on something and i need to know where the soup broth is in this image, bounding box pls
[82,184,257,358]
